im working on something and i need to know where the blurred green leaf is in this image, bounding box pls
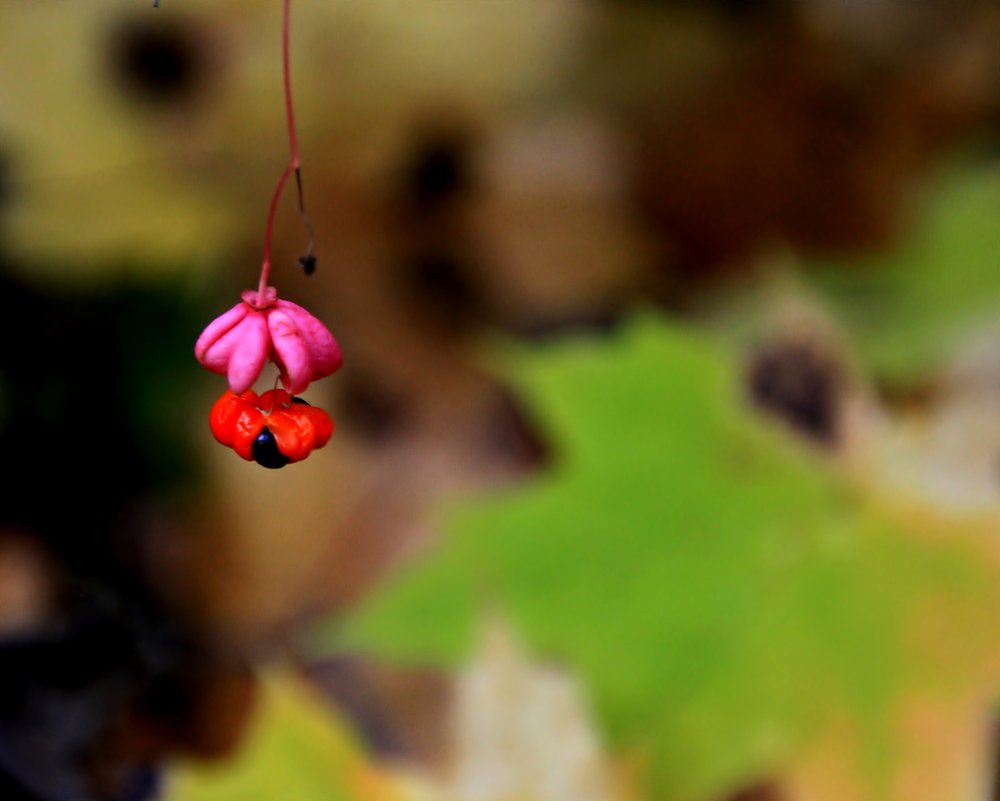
[329,314,995,800]
[170,675,399,801]
[808,164,1000,387]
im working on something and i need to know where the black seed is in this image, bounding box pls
[251,428,289,469]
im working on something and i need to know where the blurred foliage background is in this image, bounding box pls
[2,1,1000,800]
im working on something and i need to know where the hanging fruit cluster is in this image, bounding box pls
[209,389,334,469]
[194,0,340,468]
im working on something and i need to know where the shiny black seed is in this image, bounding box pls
[251,427,289,469]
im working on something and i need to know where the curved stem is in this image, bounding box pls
[257,0,303,304]
[256,163,296,300]
[282,0,299,171]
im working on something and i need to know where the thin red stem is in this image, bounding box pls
[282,0,300,170]
[257,0,301,304]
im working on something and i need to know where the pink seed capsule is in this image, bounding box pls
[195,287,342,395]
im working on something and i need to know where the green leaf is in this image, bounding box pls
[330,314,995,800]
[169,675,393,801]
[807,164,1000,386]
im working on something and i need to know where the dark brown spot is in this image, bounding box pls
[399,250,487,331]
[747,340,844,446]
[511,307,624,341]
[479,387,551,475]
[110,18,203,105]
[336,373,409,445]
[399,129,476,214]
